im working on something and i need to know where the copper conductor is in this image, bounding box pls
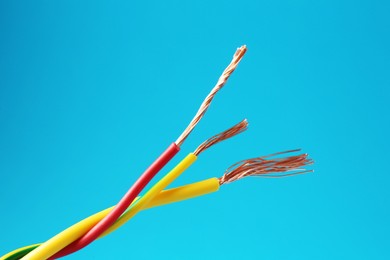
[175,45,247,147]
[193,119,248,156]
[219,149,314,185]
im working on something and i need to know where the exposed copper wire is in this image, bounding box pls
[175,45,247,147]
[193,119,248,156]
[219,149,314,185]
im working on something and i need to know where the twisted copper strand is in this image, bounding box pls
[193,119,248,156]
[219,150,314,184]
[175,45,247,147]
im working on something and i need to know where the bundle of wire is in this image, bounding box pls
[1,45,313,260]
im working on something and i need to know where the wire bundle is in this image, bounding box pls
[1,45,313,260]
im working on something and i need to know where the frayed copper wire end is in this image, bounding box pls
[175,45,247,147]
[193,119,248,156]
[219,149,314,185]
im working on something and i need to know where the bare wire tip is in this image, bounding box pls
[175,46,248,147]
[193,119,249,156]
[219,150,314,185]
[235,45,247,58]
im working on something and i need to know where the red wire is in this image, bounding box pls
[49,143,179,259]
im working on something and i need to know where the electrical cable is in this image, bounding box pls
[1,45,314,260]
[3,149,312,260]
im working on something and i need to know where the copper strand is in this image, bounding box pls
[175,45,247,147]
[193,119,248,156]
[219,150,313,185]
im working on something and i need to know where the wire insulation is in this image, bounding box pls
[9,178,219,260]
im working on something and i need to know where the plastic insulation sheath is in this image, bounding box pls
[22,143,179,260]
[51,153,197,259]
[3,178,220,260]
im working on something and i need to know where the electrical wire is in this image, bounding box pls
[22,120,248,259]
[176,45,247,146]
[0,44,316,260]
[3,149,312,260]
[0,44,315,260]
[20,45,248,260]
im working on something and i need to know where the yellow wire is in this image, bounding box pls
[21,154,217,260]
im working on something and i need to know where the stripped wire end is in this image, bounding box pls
[193,119,248,156]
[219,149,314,185]
[175,45,247,147]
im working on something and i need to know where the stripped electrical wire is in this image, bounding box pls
[194,119,248,156]
[175,45,247,147]
[0,45,315,260]
[219,149,314,184]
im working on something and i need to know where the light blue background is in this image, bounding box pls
[1,1,389,259]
